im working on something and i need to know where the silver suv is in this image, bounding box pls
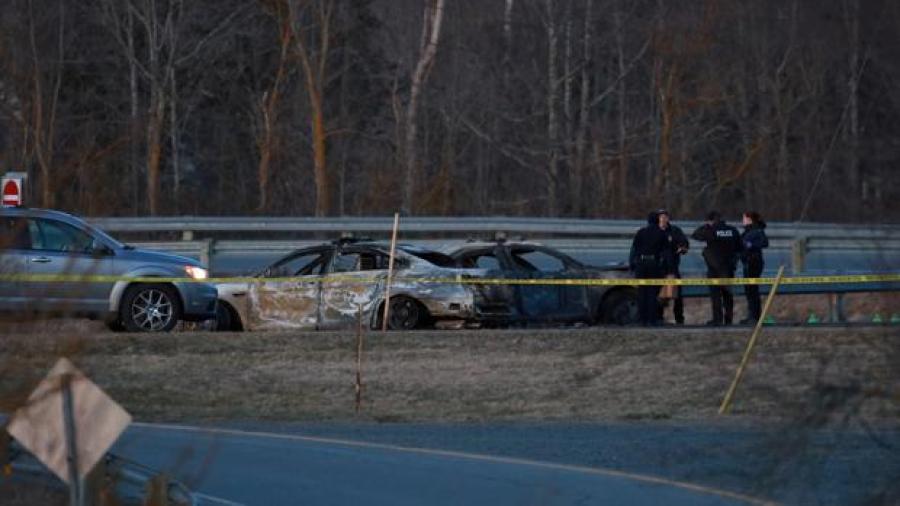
[0,208,217,332]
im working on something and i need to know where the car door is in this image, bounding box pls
[250,248,329,330]
[507,246,563,321]
[453,247,518,319]
[318,246,387,329]
[0,216,30,312]
[524,246,591,319]
[24,217,117,315]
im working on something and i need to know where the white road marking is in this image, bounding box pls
[132,422,776,505]
[193,492,246,506]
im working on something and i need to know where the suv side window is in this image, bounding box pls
[0,217,31,250]
[30,219,96,254]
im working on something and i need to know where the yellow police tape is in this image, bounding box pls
[1,272,899,286]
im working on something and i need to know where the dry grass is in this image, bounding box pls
[1,326,897,425]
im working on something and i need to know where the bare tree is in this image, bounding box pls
[26,0,65,208]
[402,0,446,215]
[288,0,335,217]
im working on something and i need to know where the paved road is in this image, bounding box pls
[114,423,769,506]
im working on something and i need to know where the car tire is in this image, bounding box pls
[385,296,428,330]
[120,284,181,332]
[214,301,242,331]
[600,289,639,325]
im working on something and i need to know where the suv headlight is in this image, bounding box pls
[185,266,208,280]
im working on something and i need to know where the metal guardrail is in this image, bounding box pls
[88,216,900,241]
[89,216,900,276]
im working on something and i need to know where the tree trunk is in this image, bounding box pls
[844,0,860,218]
[146,87,164,216]
[403,0,446,215]
[614,5,627,214]
[257,18,291,214]
[545,0,559,217]
[572,0,593,217]
[310,89,329,217]
[127,5,140,214]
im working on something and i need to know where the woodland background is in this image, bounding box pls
[0,0,898,222]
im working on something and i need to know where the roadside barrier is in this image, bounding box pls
[2,272,899,286]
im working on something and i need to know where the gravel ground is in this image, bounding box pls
[1,326,896,424]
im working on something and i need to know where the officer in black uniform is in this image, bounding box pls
[740,211,769,324]
[691,211,743,326]
[656,209,689,324]
[629,212,670,326]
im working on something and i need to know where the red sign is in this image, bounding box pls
[2,179,21,207]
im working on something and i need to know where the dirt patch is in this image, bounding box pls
[1,326,897,426]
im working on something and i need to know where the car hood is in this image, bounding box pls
[117,247,202,267]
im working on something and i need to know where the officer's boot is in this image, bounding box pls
[707,289,723,326]
[723,288,734,325]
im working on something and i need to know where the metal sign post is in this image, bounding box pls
[61,374,84,506]
[6,358,132,506]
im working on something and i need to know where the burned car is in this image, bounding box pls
[446,240,638,326]
[214,240,487,331]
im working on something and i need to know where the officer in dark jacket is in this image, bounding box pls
[630,212,670,326]
[740,211,769,324]
[655,209,689,324]
[691,211,743,325]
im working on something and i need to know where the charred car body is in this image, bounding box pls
[446,240,638,326]
[215,240,487,331]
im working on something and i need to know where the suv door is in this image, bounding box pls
[318,247,388,329]
[0,216,30,312]
[250,248,329,329]
[25,217,116,315]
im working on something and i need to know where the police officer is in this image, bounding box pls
[691,211,742,326]
[740,211,769,324]
[630,212,670,326]
[656,209,689,324]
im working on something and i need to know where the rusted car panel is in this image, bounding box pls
[215,242,482,331]
[446,241,637,325]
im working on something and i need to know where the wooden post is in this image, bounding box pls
[355,303,364,414]
[381,213,400,331]
[719,265,786,415]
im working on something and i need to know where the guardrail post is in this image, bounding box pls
[791,237,808,274]
[828,292,846,323]
[199,238,215,269]
[181,230,193,241]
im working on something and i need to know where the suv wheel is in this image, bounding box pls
[121,284,181,332]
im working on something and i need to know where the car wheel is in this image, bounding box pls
[214,301,242,331]
[386,296,427,330]
[120,284,181,332]
[601,290,639,325]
